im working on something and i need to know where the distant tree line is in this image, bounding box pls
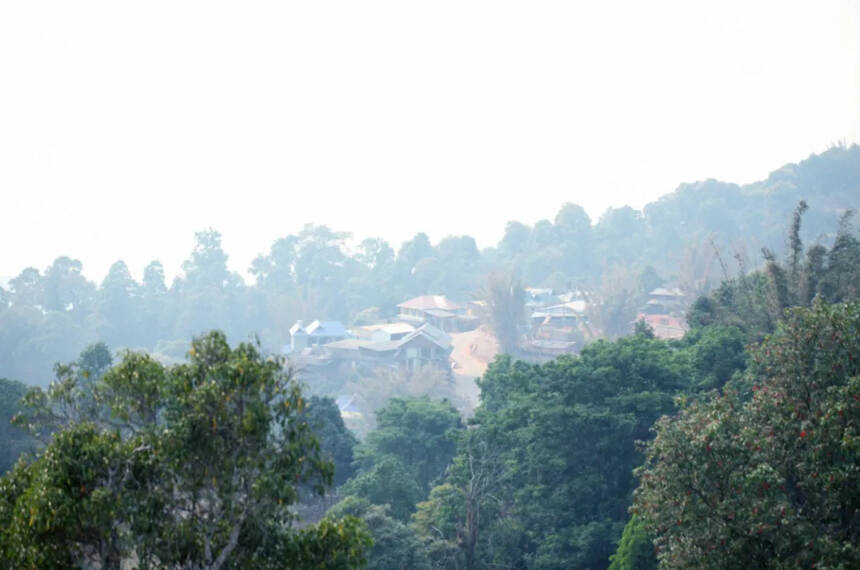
[315,197,858,569]
[2,145,858,386]
[0,168,858,567]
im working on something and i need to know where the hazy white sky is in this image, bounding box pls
[1,0,859,283]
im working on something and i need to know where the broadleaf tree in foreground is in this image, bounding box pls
[0,331,370,569]
[634,301,860,568]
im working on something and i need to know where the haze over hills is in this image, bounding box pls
[2,2,859,566]
[0,144,858,386]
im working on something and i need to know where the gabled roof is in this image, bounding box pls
[408,322,452,349]
[336,394,361,414]
[398,295,463,311]
[358,322,415,334]
[351,323,416,338]
[536,301,586,317]
[359,340,403,352]
[424,308,457,319]
[289,321,306,335]
[525,287,554,295]
[649,287,685,297]
[305,320,348,337]
[556,291,585,303]
[637,313,687,340]
[325,339,371,351]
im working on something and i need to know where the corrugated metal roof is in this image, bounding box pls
[354,323,415,334]
[305,320,349,337]
[410,323,452,348]
[537,301,586,316]
[397,295,463,311]
[325,339,370,351]
[424,308,457,318]
[359,340,402,352]
[649,287,685,297]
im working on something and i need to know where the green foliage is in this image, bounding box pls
[677,325,747,391]
[343,456,425,522]
[303,395,358,486]
[634,301,860,569]
[243,516,371,570]
[0,331,370,568]
[330,496,433,570]
[608,516,657,570]
[687,204,860,341]
[341,396,463,523]
[0,378,35,474]
[363,396,463,492]
[0,423,146,568]
[414,334,691,569]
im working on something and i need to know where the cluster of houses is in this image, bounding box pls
[635,286,688,340]
[284,295,482,379]
[520,288,591,359]
[284,286,688,398]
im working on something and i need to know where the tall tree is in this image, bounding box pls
[97,261,140,346]
[478,271,525,355]
[0,377,35,474]
[1,331,370,569]
[634,301,860,569]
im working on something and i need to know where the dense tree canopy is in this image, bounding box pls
[634,301,860,568]
[0,378,34,474]
[343,396,464,522]
[0,144,858,569]
[414,331,693,569]
[0,331,370,569]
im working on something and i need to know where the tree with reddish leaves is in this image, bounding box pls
[634,301,860,568]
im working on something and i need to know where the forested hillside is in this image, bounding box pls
[314,222,858,569]
[0,154,858,567]
[2,145,857,386]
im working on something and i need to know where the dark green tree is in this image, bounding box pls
[330,496,432,570]
[634,301,860,569]
[303,395,357,486]
[1,331,370,569]
[416,334,690,569]
[0,378,35,474]
[342,455,425,522]
[608,516,657,570]
[362,396,463,493]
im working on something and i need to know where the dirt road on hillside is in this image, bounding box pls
[450,327,498,418]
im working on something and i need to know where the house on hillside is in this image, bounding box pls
[288,320,349,352]
[351,322,415,343]
[529,301,587,329]
[647,287,686,313]
[633,286,689,340]
[397,295,478,332]
[325,323,454,374]
[525,288,558,309]
[521,300,588,361]
[637,313,687,340]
